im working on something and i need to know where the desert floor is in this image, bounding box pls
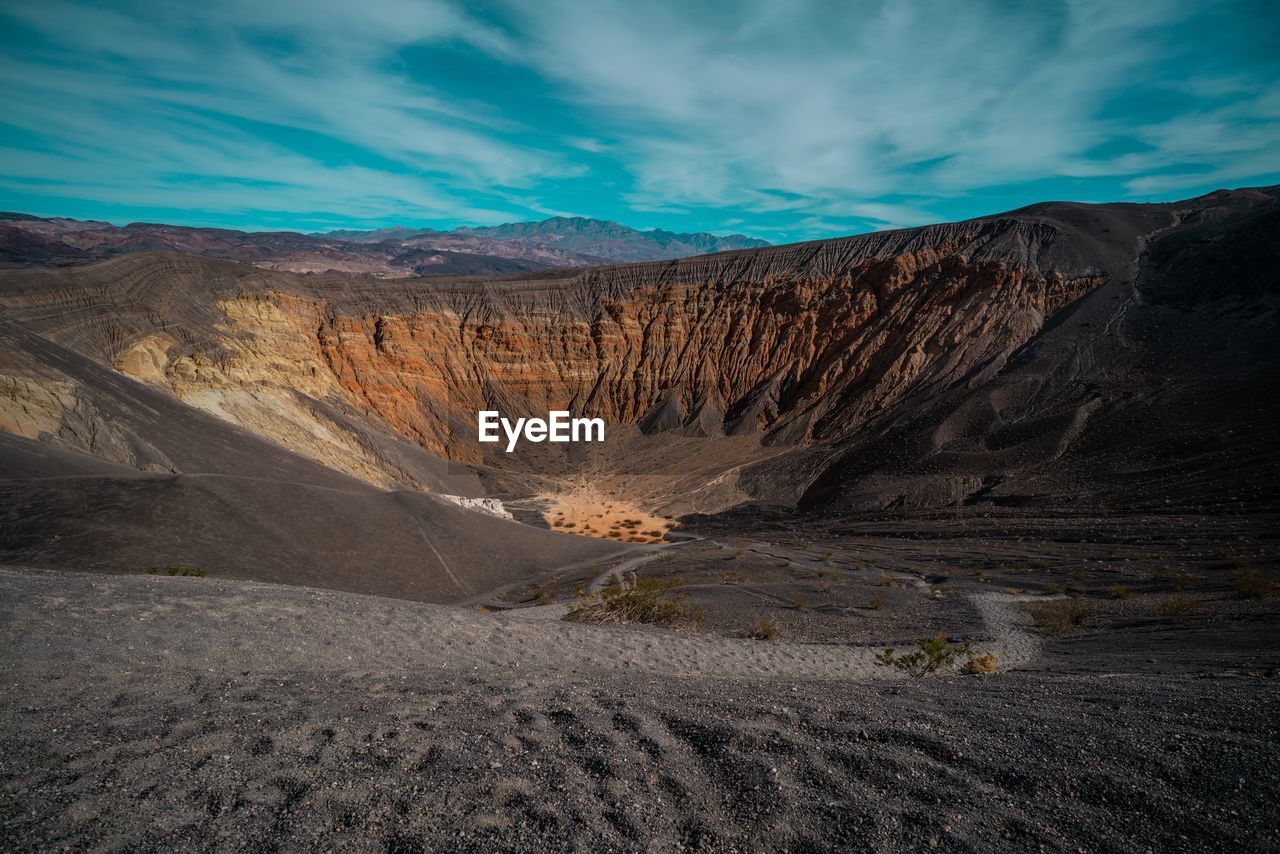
[2,521,1278,852]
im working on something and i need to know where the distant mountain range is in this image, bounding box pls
[0,212,768,276]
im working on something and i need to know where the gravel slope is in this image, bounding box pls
[2,567,1277,851]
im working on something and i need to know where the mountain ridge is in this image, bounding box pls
[0,211,768,273]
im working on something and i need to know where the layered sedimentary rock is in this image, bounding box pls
[1,187,1276,517]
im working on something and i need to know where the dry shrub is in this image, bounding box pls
[960,652,998,675]
[721,570,746,584]
[1109,585,1132,600]
[147,564,208,577]
[1234,567,1278,600]
[567,577,701,627]
[1025,598,1093,634]
[738,616,782,640]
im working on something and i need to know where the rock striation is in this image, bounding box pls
[1,186,1277,532]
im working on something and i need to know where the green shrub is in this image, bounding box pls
[566,577,701,627]
[877,634,974,678]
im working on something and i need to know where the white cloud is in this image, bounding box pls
[502,0,1279,223]
[0,0,561,224]
[1,0,1277,233]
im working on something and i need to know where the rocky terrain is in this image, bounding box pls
[1,565,1276,851]
[0,213,767,276]
[0,187,1277,850]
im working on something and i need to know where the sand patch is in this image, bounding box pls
[541,486,677,544]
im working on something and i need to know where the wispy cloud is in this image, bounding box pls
[0,0,564,227]
[507,0,1279,223]
[0,0,1277,238]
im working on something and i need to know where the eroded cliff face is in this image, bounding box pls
[303,247,1102,461]
[126,219,1111,458]
[5,193,1240,515]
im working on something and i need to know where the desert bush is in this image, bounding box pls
[1025,598,1093,634]
[1109,585,1132,600]
[721,570,746,584]
[1158,595,1200,618]
[960,652,998,675]
[566,577,701,627]
[147,564,208,577]
[790,595,807,610]
[738,616,782,640]
[869,596,884,611]
[1233,567,1277,600]
[877,635,974,678]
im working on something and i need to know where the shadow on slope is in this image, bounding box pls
[0,321,624,602]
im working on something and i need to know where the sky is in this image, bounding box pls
[0,0,1278,243]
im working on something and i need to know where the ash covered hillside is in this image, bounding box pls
[0,187,1277,591]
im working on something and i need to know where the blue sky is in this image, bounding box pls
[1,0,1277,243]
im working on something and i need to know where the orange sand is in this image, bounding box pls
[541,487,677,544]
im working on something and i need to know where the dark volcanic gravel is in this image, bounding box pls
[2,570,1277,851]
